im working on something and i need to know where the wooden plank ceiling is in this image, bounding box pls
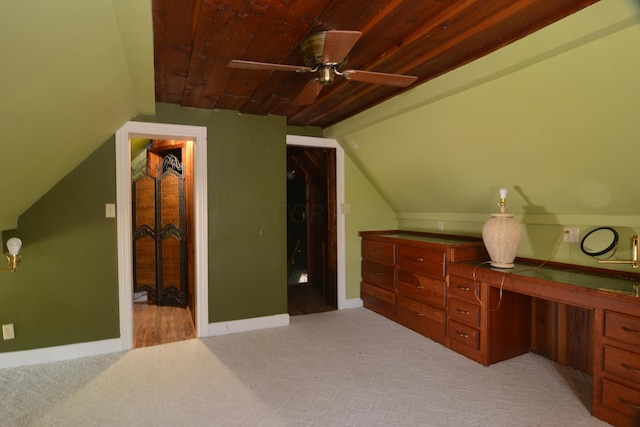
[152,0,599,128]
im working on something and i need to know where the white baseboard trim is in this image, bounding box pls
[342,297,364,309]
[208,313,290,336]
[0,338,122,370]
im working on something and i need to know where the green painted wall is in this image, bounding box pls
[135,104,287,322]
[327,0,640,272]
[344,155,397,300]
[0,141,119,352]
[0,104,287,353]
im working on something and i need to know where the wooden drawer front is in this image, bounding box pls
[362,260,395,291]
[448,275,480,304]
[396,295,446,343]
[361,282,395,314]
[448,298,481,327]
[604,311,640,348]
[449,320,480,350]
[604,345,640,385]
[602,378,640,420]
[396,245,445,278]
[397,270,445,308]
[362,239,395,265]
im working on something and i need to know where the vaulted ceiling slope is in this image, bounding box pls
[152,0,599,128]
[0,0,155,231]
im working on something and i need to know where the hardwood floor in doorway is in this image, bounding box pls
[134,303,196,348]
[287,284,336,316]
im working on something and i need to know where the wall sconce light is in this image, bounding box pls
[4,237,22,272]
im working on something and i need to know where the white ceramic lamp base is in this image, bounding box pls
[482,213,523,269]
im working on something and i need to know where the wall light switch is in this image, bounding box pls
[105,203,116,218]
[2,323,15,340]
[340,203,350,214]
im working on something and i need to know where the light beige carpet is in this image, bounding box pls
[0,308,609,426]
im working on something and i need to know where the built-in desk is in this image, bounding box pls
[360,230,640,426]
[448,259,640,427]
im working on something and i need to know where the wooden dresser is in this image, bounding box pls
[360,230,640,427]
[360,230,487,345]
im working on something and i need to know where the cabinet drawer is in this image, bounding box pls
[604,311,640,348]
[601,378,640,420]
[449,320,480,350]
[448,297,481,327]
[396,245,445,278]
[362,260,395,291]
[397,270,445,308]
[604,345,640,385]
[362,239,395,265]
[396,294,446,343]
[361,282,395,314]
[448,275,480,304]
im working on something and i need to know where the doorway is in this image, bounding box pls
[115,121,209,351]
[131,138,196,347]
[286,145,337,315]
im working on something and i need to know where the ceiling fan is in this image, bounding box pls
[228,30,418,105]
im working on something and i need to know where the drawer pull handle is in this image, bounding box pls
[416,285,424,289]
[621,363,640,374]
[618,397,640,411]
[456,330,469,338]
[415,257,424,262]
[415,312,424,317]
[374,272,381,276]
[456,308,470,315]
[456,285,470,291]
[622,326,640,336]
[374,249,381,253]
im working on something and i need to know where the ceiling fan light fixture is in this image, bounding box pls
[318,66,335,85]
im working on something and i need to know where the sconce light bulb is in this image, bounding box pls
[499,188,508,200]
[6,237,22,255]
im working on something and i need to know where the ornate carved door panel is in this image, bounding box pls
[133,154,188,307]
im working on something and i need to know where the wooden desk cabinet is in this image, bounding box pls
[360,231,487,345]
[361,230,640,426]
[447,272,531,366]
[448,259,640,427]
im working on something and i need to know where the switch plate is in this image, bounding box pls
[340,203,350,214]
[563,227,580,243]
[105,203,116,218]
[2,323,15,340]
[437,221,444,231]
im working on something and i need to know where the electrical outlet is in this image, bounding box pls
[2,323,15,340]
[563,227,580,243]
[437,221,444,231]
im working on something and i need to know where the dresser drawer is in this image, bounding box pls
[362,260,395,291]
[449,319,480,351]
[604,311,640,348]
[448,275,480,304]
[601,378,640,420]
[448,297,481,327]
[362,239,395,265]
[361,282,395,314]
[604,345,640,385]
[396,294,446,343]
[396,245,445,278]
[397,270,445,308]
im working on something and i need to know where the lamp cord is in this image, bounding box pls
[470,228,568,311]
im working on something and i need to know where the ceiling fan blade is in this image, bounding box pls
[322,30,362,64]
[228,59,312,73]
[294,79,324,105]
[341,69,417,87]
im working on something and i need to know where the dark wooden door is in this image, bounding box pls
[133,153,188,307]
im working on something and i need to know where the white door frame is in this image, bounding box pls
[286,135,347,309]
[115,121,209,350]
